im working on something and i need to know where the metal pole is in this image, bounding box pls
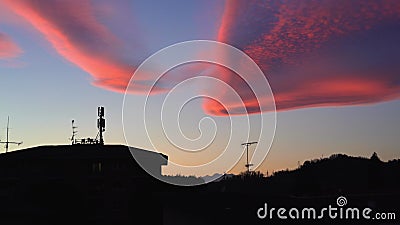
[6,117,9,153]
[242,141,257,173]
[0,117,23,153]
[246,144,249,173]
[99,128,103,145]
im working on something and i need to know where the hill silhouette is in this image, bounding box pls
[164,153,400,225]
[208,152,400,196]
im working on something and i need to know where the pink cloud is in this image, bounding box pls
[0,32,22,59]
[205,0,400,115]
[3,0,155,93]
[4,0,400,116]
[2,0,215,96]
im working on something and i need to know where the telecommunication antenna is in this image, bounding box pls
[70,119,78,144]
[72,107,106,145]
[0,117,23,153]
[97,106,105,145]
[241,141,257,172]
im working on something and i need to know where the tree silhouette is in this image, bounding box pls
[370,152,381,162]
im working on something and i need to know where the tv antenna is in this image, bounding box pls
[70,119,78,144]
[241,141,257,172]
[0,116,23,153]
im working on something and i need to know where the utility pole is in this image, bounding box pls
[0,117,23,153]
[241,141,257,173]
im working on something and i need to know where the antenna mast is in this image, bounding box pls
[97,106,105,145]
[241,141,257,173]
[0,117,23,153]
[70,120,78,144]
[71,107,106,145]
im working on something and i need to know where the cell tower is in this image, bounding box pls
[70,119,78,144]
[97,106,105,145]
[71,107,106,145]
[241,141,257,173]
[0,117,23,153]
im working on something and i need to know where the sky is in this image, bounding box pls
[0,0,399,176]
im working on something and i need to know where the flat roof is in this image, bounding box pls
[0,145,168,161]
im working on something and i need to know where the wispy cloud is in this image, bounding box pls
[0,32,22,59]
[205,0,400,115]
[4,0,400,115]
[2,0,157,93]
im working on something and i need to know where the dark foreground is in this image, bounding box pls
[0,146,398,225]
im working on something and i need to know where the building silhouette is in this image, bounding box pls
[0,144,168,225]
